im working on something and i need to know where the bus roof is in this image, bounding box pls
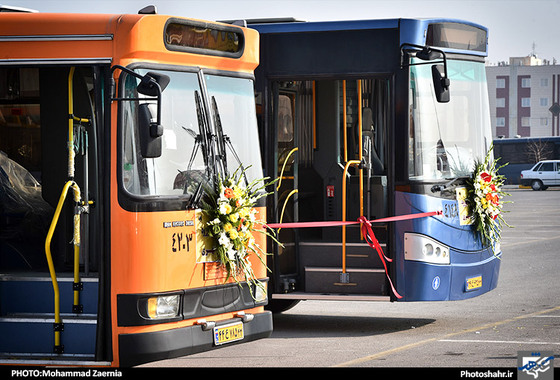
[0,12,259,72]
[249,17,488,57]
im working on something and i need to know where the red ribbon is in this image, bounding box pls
[358,216,402,299]
[264,210,442,229]
[264,210,443,300]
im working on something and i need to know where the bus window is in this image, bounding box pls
[121,69,263,200]
[122,70,203,197]
[204,73,263,183]
[409,59,492,182]
[278,94,294,143]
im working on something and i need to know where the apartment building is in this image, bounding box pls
[486,56,560,138]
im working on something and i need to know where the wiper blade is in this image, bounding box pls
[210,96,249,186]
[430,176,468,193]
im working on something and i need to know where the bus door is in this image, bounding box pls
[0,65,107,363]
[268,77,393,310]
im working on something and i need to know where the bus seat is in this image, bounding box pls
[0,151,52,270]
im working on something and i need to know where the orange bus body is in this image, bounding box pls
[0,11,270,367]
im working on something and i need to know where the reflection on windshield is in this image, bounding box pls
[408,59,492,181]
[121,69,262,203]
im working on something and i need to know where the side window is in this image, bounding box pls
[540,162,554,172]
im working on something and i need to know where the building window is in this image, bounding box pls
[541,78,549,87]
[496,78,506,88]
[521,78,531,88]
[540,97,549,107]
[496,117,505,127]
[521,117,531,127]
[521,97,531,107]
[496,98,506,107]
[540,117,549,126]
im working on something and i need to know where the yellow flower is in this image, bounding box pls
[223,223,233,232]
[233,186,244,198]
[229,213,239,223]
[228,229,239,240]
[219,202,232,215]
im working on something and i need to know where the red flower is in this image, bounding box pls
[480,172,492,182]
[224,188,235,199]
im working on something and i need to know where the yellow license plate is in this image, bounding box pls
[214,322,244,345]
[466,275,482,291]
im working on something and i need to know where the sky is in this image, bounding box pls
[6,0,560,64]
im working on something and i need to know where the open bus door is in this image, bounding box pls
[0,64,109,363]
[266,78,394,312]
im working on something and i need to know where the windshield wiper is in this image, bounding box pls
[430,176,468,194]
[211,96,249,186]
[436,138,450,175]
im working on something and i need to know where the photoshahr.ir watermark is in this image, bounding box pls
[518,351,554,380]
[460,369,514,378]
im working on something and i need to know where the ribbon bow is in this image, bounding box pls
[358,216,403,299]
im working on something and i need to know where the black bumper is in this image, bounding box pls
[118,310,273,367]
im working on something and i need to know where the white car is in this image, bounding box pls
[520,160,560,190]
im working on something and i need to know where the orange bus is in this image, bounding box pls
[0,6,271,367]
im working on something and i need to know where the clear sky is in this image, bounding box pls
[6,0,560,64]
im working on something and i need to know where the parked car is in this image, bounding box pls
[520,160,560,190]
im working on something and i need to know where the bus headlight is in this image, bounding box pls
[253,282,268,304]
[404,233,450,265]
[147,295,180,319]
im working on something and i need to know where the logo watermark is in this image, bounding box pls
[518,351,554,380]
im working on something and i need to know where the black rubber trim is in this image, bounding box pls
[118,310,272,367]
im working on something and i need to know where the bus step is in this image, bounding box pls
[299,242,386,269]
[0,273,99,315]
[304,266,387,295]
[0,313,97,355]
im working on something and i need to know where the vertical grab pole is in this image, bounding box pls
[357,80,364,239]
[68,67,87,314]
[341,160,361,283]
[343,80,347,163]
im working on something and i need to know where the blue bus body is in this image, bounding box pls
[249,18,500,309]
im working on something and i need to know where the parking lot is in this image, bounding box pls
[141,187,560,369]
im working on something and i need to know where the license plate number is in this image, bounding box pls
[214,322,244,345]
[466,275,482,291]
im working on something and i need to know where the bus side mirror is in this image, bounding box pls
[138,103,163,158]
[137,72,170,96]
[432,64,450,103]
[136,72,169,158]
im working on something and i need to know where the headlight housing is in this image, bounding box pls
[404,232,450,265]
[146,294,181,319]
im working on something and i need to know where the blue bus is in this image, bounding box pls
[248,18,500,311]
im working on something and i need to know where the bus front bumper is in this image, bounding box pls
[118,310,273,367]
[401,252,501,302]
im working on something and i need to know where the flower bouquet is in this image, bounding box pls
[465,145,511,252]
[201,166,277,298]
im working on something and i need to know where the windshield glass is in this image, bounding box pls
[408,59,492,181]
[121,69,263,201]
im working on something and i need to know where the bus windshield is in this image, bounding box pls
[122,69,262,199]
[408,59,492,182]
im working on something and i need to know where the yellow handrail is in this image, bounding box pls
[278,189,298,233]
[341,160,361,276]
[276,147,298,191]
[44,180,81,351]
[68,67,90,314]
[44,66,88,353]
